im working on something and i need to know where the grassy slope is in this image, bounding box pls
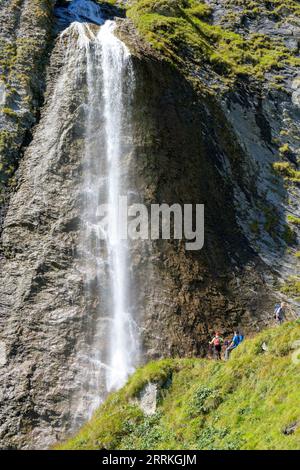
[58,321,300,450]
[125,0,300,81]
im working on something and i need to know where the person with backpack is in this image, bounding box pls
[209,332,224,360]
[225,330,242,360]
[274,302,285,325]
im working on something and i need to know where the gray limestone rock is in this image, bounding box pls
[0,0,299,450]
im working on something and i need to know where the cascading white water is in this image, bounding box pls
[59,10,139,420]
[98,22,138,392]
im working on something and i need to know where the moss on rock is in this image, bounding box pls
[280,277,300,297]
[0,0,54,189]
[273,162,300,184]
[125,0,300,82]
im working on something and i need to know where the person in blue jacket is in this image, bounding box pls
[225,330,244,360]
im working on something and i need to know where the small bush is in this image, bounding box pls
[287,215,300,226]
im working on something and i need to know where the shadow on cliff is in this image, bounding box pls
[125,39,288,357]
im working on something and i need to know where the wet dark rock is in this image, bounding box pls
[0,0,299,450]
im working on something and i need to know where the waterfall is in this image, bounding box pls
[98,22,137,392]
[59,14,139,421]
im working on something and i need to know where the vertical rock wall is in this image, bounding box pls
[0,0,299,450]
[0,0,55,190]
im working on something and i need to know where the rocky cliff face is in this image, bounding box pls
[0,0,299,450]
[0,11,87,448]
[0,0,55,218]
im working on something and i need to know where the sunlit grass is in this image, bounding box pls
[58,321,300,450]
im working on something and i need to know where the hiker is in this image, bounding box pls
[225,330,242,360]
[275,302,285,325]
[209,332,224,360]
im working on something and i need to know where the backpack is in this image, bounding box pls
[274,304,280,317]
[239,334,244,343]
[276,307,283,319]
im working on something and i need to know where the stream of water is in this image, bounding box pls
[56,0,139,421]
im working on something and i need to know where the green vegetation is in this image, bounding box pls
[279,143,292,157]
[1,107,18,119]
[282,224,296,245]
[249,206,297,245]
[287,215,300,226]
[220,0,300,23]
[58,321,300,450]
[280,277,300,298]
[0,129,19,184]
[262,205,279,238]
[0,0,53,187]
[124,0,300,81]
[273,162,300,184]
[0,0,52,89]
